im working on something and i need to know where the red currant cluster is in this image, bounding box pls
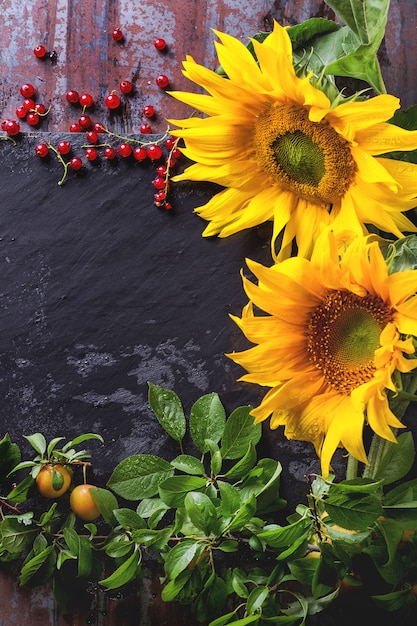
[1,28,179,209]
[1,83,50,140]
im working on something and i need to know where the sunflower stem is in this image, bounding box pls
[363,373,417,480]
[346,454,358,480]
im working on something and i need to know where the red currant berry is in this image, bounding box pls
[152,176,165,190]
[66,90,79,104]
[171,147,181,159]
[86,130,99,143]
[153,37,166,51]
[57,140,71,155]
[164,137,176,149]
[105,93,121,110]
[119,80,133,94]
[154,191,166,202]
[26,112,40,126]
[78,115,92,129]
[147,144,163,160]
[34,103,47,115]
[85,147,98,161]
[70,122,82,132]
[140,123,152,134]
[69,157,83,171]
[93,122,105,133]
[133,146,147,161]
[35,143,49,157]
[118,143,132,158]
[34,44,47,58]
[104,146,117,160]
[20,83,35,98]
[156,165,167,176]
[164,202,173,211]
[111,28,124,41]
[79,93,94,108]
[143,105,155,118]
[23,98,35,111]
[15,106,27,119]
[4,119,20,136]
[155,74,169,89]
[1,120,8,131]
[166,156,176,167]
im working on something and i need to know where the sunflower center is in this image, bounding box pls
[254,104,357,205]
[306,291,394,394]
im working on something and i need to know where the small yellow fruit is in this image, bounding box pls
[36,464,71,498]
[69,484,101,521]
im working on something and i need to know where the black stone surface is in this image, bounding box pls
[3,132,414,511]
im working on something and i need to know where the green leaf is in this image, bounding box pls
[228,495,257,533]
[90,487,118,525]
[208,610,239,626]
[384,477,417,506]
[161,569,193,602]
[221,406,261,460]
[373,432,415,484]
[164,539,204,579]
[148,382,186,442]
[19,545,55,586]
[159,475,207,508]
[24,433,47,457]
[257,517,313,559]
[218,481,242,517]
[325,0,389,45]
[6,475,35,503]
[385,235,417,274]
[171,454,206,476]
[224,442,257,480]
[61,433,104,452]
[131,527,172,550]
[113,508,146,530]
[0,434,21,480]
[246,586,269,614]
[372,588,415,612]
[136,498,170,528]
[99,550,140,590]
[104,538,134,558]
[107,454,173,500]
[46,437,65,457]
[0,517,37,554]
[190,392,226,453]
[194,572,228,622]
[184,492,219,535]
[325,492,383,530]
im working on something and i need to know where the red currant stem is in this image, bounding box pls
[0,134,17,146]
[101,125,172,147]
[163,136,181,196]
[41,140,69,186]
[29,105,52,117]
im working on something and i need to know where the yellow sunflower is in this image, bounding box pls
[169,21,417,260]
[227,230,417,476]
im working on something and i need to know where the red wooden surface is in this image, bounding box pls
[1,0,417,138]
[1,1,417,624]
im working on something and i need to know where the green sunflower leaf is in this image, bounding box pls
[372,432,415,484]
[326,0,389,45]
[147,382,186,442]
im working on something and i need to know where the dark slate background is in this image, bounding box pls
[1,133,415,510]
